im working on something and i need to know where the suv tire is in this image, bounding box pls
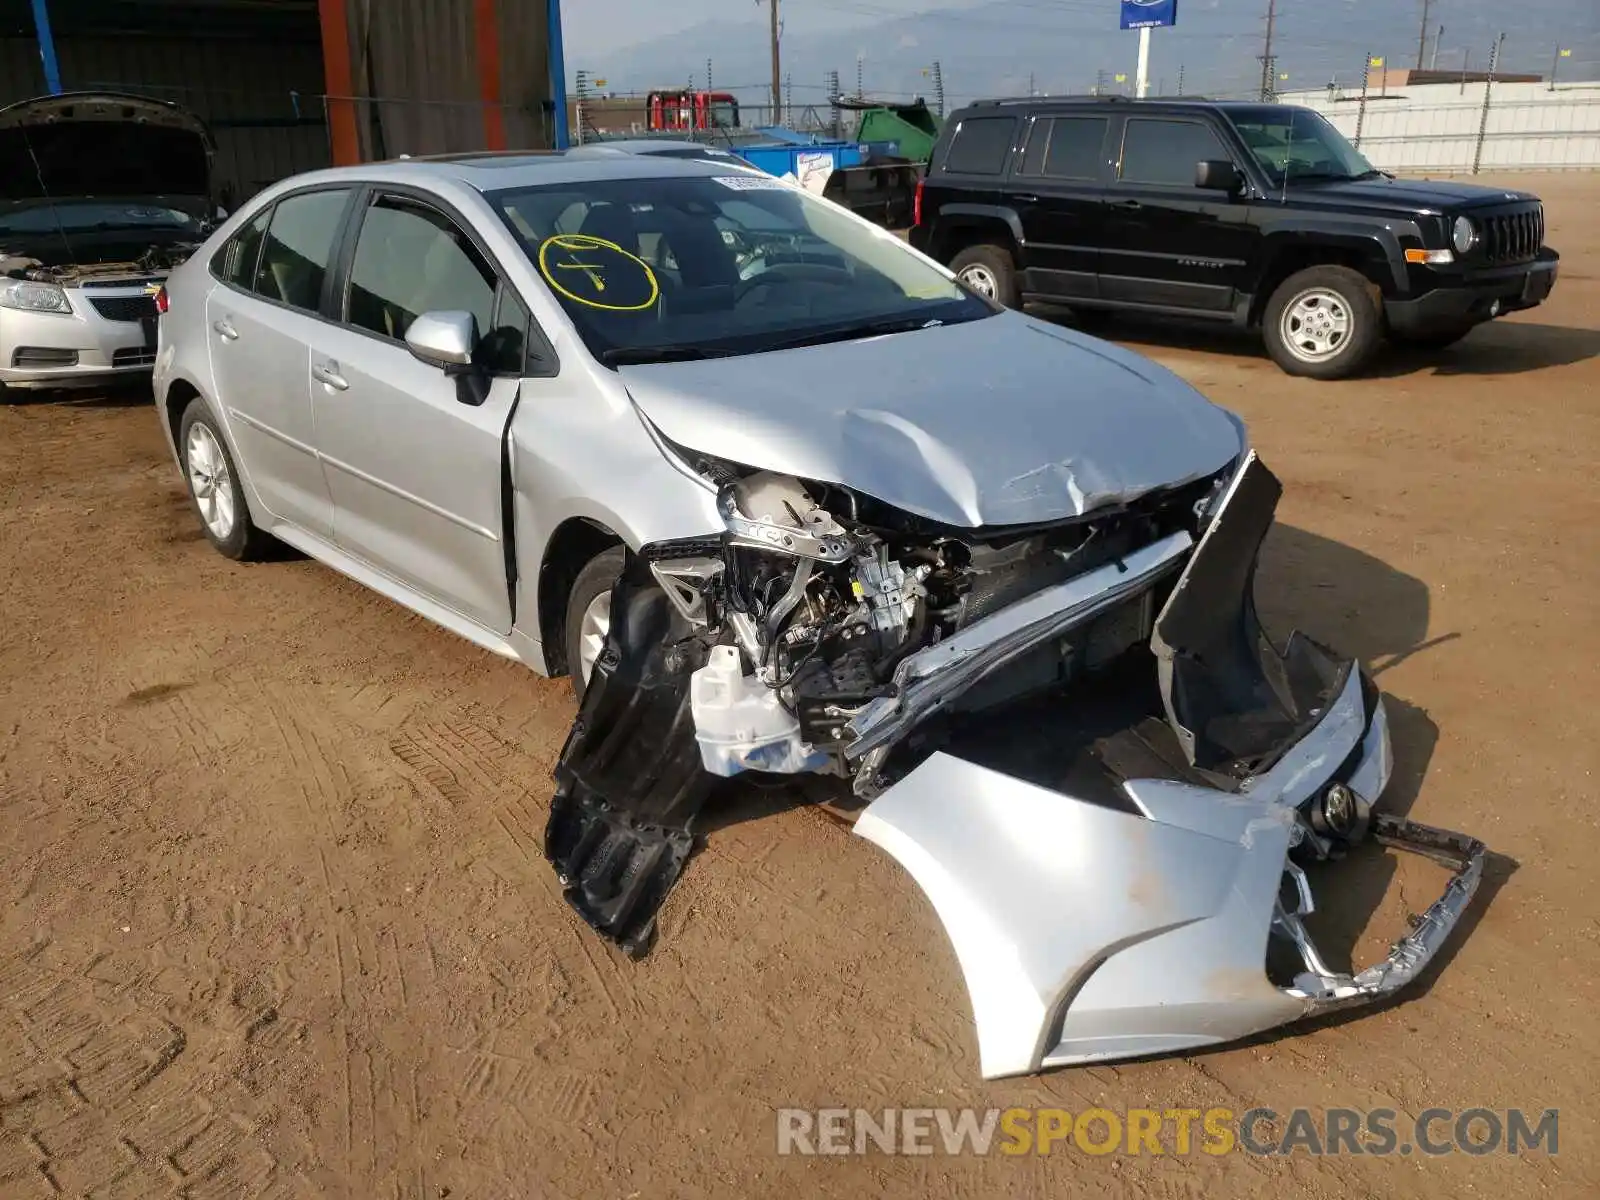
[1262,266,1382,380]
[950,244,1020,308]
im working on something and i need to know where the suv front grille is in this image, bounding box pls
[88,295,158,323]
[1478,205,1543,266]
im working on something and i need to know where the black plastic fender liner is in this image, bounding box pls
[1152,452,1350,774]
[545,551,715,955]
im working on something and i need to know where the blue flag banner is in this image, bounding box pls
[1120,0,1178,31]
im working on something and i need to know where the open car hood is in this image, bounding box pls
[619,313,1247,528]
[0,91,213,203]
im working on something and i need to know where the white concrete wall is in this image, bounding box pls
[1280,81,1600,173]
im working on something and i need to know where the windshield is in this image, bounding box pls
[1225,106,1379,185]
[708,100,739,130]
[491,173,993,364]
[0,200,199,237]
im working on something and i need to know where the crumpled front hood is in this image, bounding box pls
[620,313,1245,528]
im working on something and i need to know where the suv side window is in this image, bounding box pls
[1118,119,1231,186]
[939,116,1016,175]
[344,194,527,375]
[211,206,271,288]
[254,188,352,311]
[1043,116,1109,179]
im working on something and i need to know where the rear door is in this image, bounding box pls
[1097,115,1258,314]
[205,187,354,538]
[307,189,534,634]
[1009,112,1112,302]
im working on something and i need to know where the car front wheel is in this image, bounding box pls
[949,244,1020,308]
[1262,266,1383,380]
[179,397,272,561]
[564,546,626,704]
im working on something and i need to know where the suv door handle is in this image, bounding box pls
[311,361,349,391]
[211,318,239,341]
[1012,193,1040,203]
[1109,199,1143,211]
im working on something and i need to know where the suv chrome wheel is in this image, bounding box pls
[186,422,236,540]
[1279,288,1352,364]
[958,263,999,298]
[576,589,611,686]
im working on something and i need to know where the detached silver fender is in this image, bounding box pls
[854,754,1308,1079]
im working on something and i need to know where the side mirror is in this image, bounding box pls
[405,310,477,372]
[1195,159,1244,194]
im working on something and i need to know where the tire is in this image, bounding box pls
[949,243,1020,308]
[1262,265,1383,380]
[1391,322,1476,351]
[564,546,626,704]
[178,397,273,561]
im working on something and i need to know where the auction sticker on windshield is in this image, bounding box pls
[712,174,791,190]
[536,234,659,311]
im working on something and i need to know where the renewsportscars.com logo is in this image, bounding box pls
[775,1106,1560,1157]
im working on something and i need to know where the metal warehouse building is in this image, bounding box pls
[1,0,569,205]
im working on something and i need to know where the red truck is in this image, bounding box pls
[647,89,741,133]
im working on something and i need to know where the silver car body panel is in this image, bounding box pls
[618,316,1246,527]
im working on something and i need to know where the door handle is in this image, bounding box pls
[311,361,349,391]
[211,318,239,341]
[1012,193,1040,203]
[1110,199,1143,211]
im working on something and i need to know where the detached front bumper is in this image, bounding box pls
[1388,248,1559,335]
[854,668,1487,1079]
[0,285,160,390]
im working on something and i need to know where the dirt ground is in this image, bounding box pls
[2,172,1597,1199]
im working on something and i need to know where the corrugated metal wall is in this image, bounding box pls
[0,31,329,204]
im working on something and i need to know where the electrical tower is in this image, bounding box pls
[931,60,945,116]
[1258,0,1278,101]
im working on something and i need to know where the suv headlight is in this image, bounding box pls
[0,280,73,314]
[1452,215,1478,255]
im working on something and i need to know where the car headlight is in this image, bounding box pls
[1452,215,1478,255]
[0,280,73,314]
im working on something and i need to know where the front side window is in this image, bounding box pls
[1225,105,1379,186]
[345,195,496,343]
[940,116,1016,175]
[1118,119,1230,186]
[491,174,993,365]
[254,188,351,311]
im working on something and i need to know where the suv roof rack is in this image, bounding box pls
[964,94,1212,107]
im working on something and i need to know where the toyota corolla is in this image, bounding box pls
[152,151,1485,1079]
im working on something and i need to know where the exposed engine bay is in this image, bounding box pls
[2,241,200,283]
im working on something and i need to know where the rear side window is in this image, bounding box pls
[1118,119,1230,186]
[1044,117,1109,179]
[212,207,270,288]
[940,116,1016,175]
[254,188,352,311]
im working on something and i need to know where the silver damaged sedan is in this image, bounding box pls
[153,151,1486,1079]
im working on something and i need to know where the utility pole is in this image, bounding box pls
[826,68,841,137]
[1354,53,1373,149]
[706,58,713,95]
[1094,68,1107,96]
[1550,44,1569,90]
[1473,32,1504,174]
[856,54,865,99]
[1258,0,1277,101]
[783,72,792,125]
[1416,0,1432,69]
[1028,70,1035,96]
[1177,63,1185,96]
[766,1,782,116]
[1431,25,1444,71]
[931,60,945,116]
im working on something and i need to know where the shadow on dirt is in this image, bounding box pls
[1034,306,1600,378]
[0,381,155,409]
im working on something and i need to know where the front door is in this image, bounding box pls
[205,187,354,539]
[308,192,532,634]
[1098,116,1259,315]
[1011,113,1112,302]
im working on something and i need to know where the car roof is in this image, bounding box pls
[272,149,754,195]
[951,96,1304,115]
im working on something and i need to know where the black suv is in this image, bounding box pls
[910,97,1560,379]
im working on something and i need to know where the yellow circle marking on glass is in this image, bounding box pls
[537,233,660,312]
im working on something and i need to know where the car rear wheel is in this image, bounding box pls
[1262,266,1382,380]
[950,244,1020,308]
[179,397,272,561]
[564,546,626,704]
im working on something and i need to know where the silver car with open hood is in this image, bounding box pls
[151,152,1486,1078]
[1,92,215,394]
